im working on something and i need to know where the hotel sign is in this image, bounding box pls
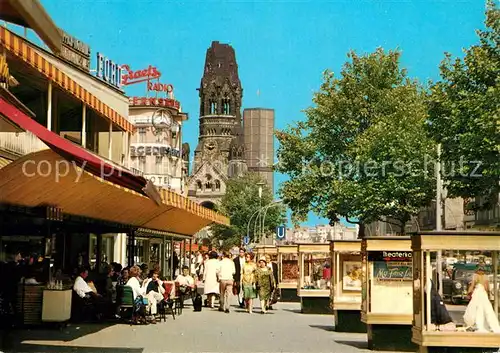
[144,174,171,187]
[58,29,90,71]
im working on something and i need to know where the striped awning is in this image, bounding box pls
[0,26,134,133]
[0,155,12,169]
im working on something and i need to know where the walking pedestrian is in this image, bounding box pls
[242,252,257,313]
[217,251,235,313]
[255,256,275,314]
[233,247,246,308]
[203,251,220,308]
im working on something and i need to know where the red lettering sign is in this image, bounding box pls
[148,81,174,93]
[129,96,180,110]
[121,64,161,86]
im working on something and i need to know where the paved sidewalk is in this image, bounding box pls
[2,300,405,353]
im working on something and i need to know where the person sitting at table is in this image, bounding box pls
[175,265,196,304]
[73,267,105,320]
[126,265,160,323]
[142,270,166,307]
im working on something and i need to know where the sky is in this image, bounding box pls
[35,0,489,227]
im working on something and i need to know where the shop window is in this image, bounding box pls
[301,252,331,290]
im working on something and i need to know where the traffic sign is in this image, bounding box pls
[243,235,250,245]
[276,226,286,239]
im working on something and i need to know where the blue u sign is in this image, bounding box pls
[276,226,286,239]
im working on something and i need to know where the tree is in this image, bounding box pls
[275,48,436,235]
[209,173,286,248]
[427,1,500,210]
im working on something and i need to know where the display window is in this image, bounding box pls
[278,245,298,286]
[331,241,362,308]
[411,232,500,350]
[298,244,331,293]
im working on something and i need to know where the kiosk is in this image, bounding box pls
[411,231,500,353]
[278,244,300,302]
[298,243,332,314]
[361,236,415,351]
[330,239,366,332]
[254,245,278,262]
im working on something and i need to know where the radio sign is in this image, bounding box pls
[96,52,122,90]
[59,29,90,71]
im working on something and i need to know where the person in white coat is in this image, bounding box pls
[203,251,220,308]
[126,265,162,323]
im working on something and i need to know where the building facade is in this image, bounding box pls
[128,100,188,193]
[280,224,358,244]
[187,41,247,209]
[243,108,274,193]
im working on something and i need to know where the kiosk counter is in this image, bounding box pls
[298,243,332,314]
[330,239,366,332]
[278,244,300,302]
[411,231,500,353]
[361,236,416,351]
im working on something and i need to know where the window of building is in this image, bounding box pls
[222,99,230,114]
[197,180,202,190]
[139,156,146,173]
[215,180,221,191]
[156,156,163,174]
[138,128,147,143]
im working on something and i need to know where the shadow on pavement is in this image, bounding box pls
[281,308,302,314]
[0,322,119,353]
[3,344,144,353]
[334,340,368,349]
[309,324,335,332]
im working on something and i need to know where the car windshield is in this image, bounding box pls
[454,270,475,280]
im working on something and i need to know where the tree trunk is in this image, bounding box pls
[357,222,366,239]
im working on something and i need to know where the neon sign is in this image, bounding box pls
[148,81,174,93]
[129,96,180,110]
[121,64,161,86]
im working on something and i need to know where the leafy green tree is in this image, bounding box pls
[209,173,286,248]
[427,1,500,209]
[275,48,436,235]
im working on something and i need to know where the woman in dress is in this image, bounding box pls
[203,251,220,308]
[255,256,275,314]
[463,264,500,333]
[241,252,257,313]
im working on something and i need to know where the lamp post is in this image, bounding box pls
[261,200,283,244]
[256,182,265,243]
[219,239,223,252]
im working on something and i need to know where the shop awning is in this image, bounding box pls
[0,26,134,132]
[0,0,62,54]
[0,97,229,235]
[0,149,228,236]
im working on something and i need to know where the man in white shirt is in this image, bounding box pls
[73,268,97,299]
[175,266,196,307]
[233,248,246,308]
[73,267,104,319]
[217,252,236,313]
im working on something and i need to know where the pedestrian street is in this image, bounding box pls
[2,300,406,353]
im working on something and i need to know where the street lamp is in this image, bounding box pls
[261,200,283,243]
[219,239,223,251]
[256,182,265,240]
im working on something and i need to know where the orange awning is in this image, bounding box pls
[0,149,229,236]
[0,26,133,132]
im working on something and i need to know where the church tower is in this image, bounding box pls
[187,41,247,209]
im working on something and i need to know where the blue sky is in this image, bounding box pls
[37,0,487,226]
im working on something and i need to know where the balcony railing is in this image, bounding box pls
[0,131,48,156]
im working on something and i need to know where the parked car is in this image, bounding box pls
[442,263,493,304]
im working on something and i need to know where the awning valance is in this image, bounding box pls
[0,97,229,234]
[0,149,227,236]
[0,26,133,132]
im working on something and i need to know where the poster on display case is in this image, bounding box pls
[342,261,362,291]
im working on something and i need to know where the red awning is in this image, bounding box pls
[0,96,148,195]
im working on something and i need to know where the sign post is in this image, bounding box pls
[276,226,286,240]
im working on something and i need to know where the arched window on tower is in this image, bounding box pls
[222,99,230,114]
[196,180,202,191]
[205,174,213,191]
[215,180,221,191]
[210,99,217,114]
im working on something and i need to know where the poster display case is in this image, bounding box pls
[411,231,500,353]
[278,245,299,302]
[330,240,366,332]
[361,236,415,351]
[298,243,332,314]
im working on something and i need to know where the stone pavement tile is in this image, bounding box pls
[4,301,407,353]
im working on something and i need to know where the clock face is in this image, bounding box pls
[152,108,172,129]
[204,140,217,153]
